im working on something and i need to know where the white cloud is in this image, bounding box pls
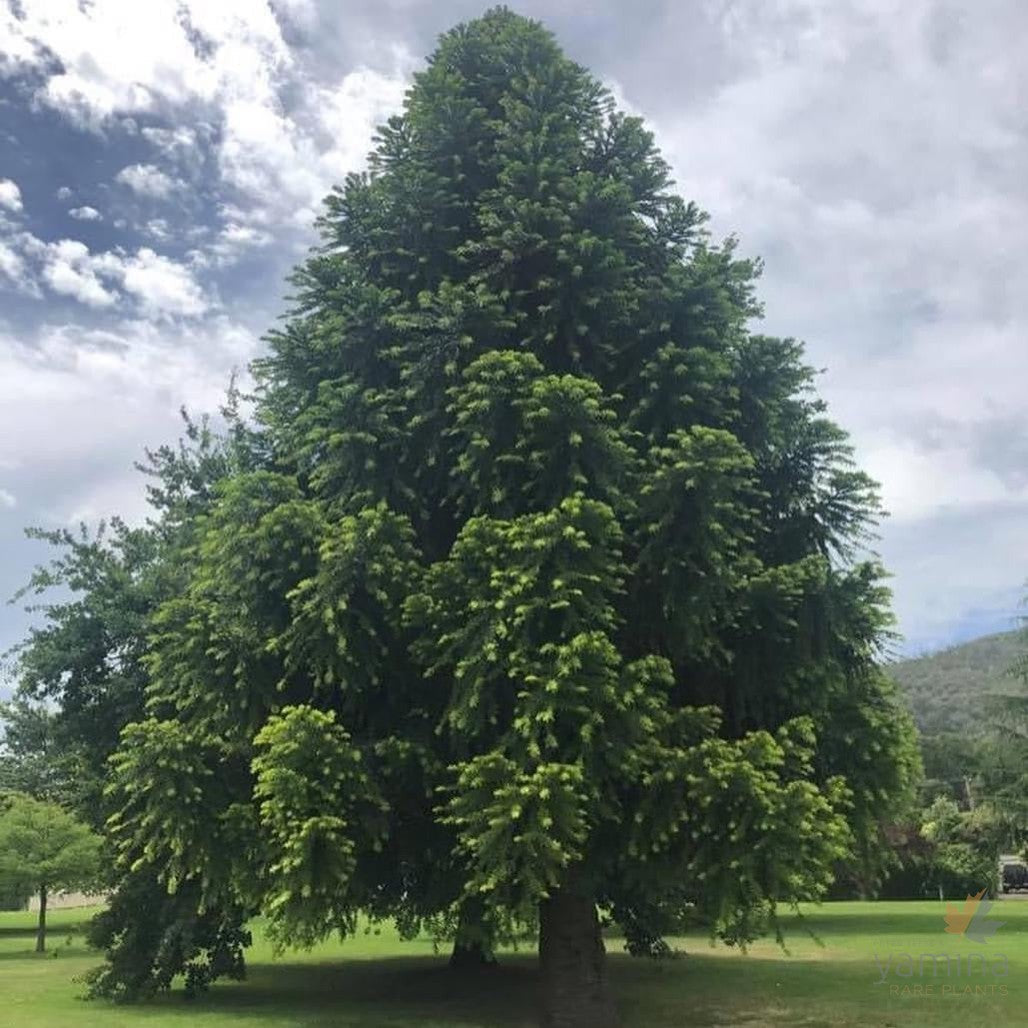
[115,248,209,318]
[0,315,255,525]
[69,205,102,221]
[115,163,182,199]
[0,0,217,128]
[642,0,1028,650]
[0,1,412,232]
[882,502,1028,655]
[145,218,170,240]
[140,125,199,158]
[0,240,37,295]
[55,186,73,201]
[0,489,15,509]
[8,232,210,317]
[207,60,408,230]
[202,221,273,267]
[39,239,119,308]
[863,435,1027,525]
[2,0,1023,654]
[0,179,22,212]
[0,241,21,280]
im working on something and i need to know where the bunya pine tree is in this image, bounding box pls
[93,10,918,1027]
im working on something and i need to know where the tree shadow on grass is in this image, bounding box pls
[148,949,991,1028]
[0,942,90,961]
[0,926,38,938]
[145,949,934,1027]
[0,918,91,939]
[775,907,959,939]
[8,943,1014,1027]
[152,956,542,1028]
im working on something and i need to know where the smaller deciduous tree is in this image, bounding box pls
[0,794,102,952]
[920,796,1003,898]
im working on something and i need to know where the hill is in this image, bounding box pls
[888,629,1025,736]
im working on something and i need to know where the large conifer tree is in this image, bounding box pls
[96,10,917,1026]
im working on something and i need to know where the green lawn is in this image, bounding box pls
[0,900,1024,1026]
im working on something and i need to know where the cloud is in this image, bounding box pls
[0,0,412,232]
[115,163,182,199]
[0,179,22,212]
[0,240,38,296]
[212,62,409,229]
[37,239,119,308]
[0,304,257,659]
[0,489,15,509]
[199,221,273,267]
[142,126,211,170]
[69,205,103,221]
[0,314,256,669]
[0,0,1026,656]
[7,232,211,317]
[115,248,210,318]
[0,0,217,129]
[636,0,1028,650]
[881,500,1028,655]
[0,241,22,280]
[140,125,198,156]
[55,186,73,201]
[145,218,170,241]
[0,315,254,510]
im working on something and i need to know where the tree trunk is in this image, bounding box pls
[35,885,47,954]
[539,884,620,1028]
[449,936,497,969]
[449,897,498,970]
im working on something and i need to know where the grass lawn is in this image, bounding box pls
[0,900,1024,1027]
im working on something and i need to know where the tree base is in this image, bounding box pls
[539,886,620,1028]
[449,896,498,971]
[36,885,47,954]
[449,939,499,970]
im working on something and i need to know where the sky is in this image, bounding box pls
[0,0,1026,683]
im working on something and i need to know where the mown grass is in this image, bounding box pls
[0,900,1025,1026]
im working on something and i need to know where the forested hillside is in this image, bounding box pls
[887,627,1028,849]
[889,630,1025,736]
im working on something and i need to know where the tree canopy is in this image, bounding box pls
[13,9,918,1027]
[0,698,77,803]
[0,793,101,952]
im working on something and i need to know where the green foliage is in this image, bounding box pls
[30,6,919,1002]
[0,793,101,899]
[873,797,1006,901]
[448,351,634,516]
[632,426,759,661]
[920,797,1003,896]
[278,504,421,709]
[84,873,250,1002]
[0,697,79,802]
[890,629,1024,736]
[618,714,852,945]
[0,878,28,911]
[252,706,389,947]
[444,755,591,916]
[892,623,1028,850]
[6,411,262,989]
[106,718,246,902]
[8,520,159,823]
[8,410,254,827]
